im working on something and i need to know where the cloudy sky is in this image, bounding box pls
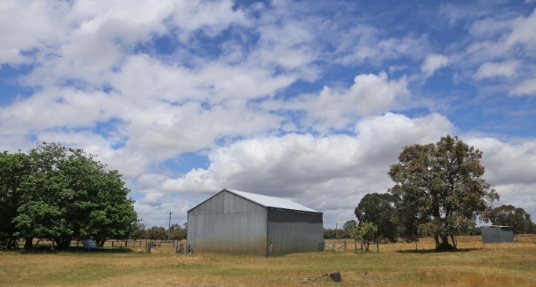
[1,0,536,228]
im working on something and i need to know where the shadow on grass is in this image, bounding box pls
[395,247,481,254]
[2,246,134,254]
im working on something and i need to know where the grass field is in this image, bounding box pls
[1,235,535,286]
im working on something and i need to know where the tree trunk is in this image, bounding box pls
[56,238,72,249]
[24,237,34,249]
[437,235,455,250]
[450,234,457,248]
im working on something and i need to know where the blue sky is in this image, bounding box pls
[1,0,536,228]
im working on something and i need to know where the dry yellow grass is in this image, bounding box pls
[1,235,535,287]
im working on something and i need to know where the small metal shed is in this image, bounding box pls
[187,188,323,256]
[481,225,514,243]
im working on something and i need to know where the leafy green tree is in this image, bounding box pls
[0,151,31,249]
[343,220,357,232]
[530,222,536,234]
[323,228,336,239]
[133,222,147,239]
[169,224,187,240]
[342,220,357,238]
[388,135,499,250]
[13,143,71,248]
[351,222,378,252]
[146,226,168,240]
[488,205,533,236]
[355,193,399,242]
[12,142,137,249]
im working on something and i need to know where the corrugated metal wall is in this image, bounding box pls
[187,191,268,255]
[481,226,514,243]
[267,208,323,256]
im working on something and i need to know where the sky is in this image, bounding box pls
[1,0,536,229]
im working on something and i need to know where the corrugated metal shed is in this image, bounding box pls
[187,188,323,256]
[481,225,514,243]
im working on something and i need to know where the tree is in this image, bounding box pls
[388,135,499,250]
[0,151,31,249]
[13,142,70,248]
[488,205,533,237]
[133,221,147,239]
[146,226,168,240]
[169,224,187,240]
[343,220,357,234]
[355,193,399,242]
[11,142,138,249]
[351,222,377,252]
[323,228,336,239]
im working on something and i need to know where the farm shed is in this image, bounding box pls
[481,225,514,243]
[187,188,323,256]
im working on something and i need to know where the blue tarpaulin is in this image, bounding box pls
[82,239,97,249]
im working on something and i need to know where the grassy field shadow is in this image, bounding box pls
[2,246,134,254]
[395,247,480,254]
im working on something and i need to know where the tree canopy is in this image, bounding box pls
[343,220,357,234]
[388,135,499,250]
[0,142,138,249]
[355,193,399,242]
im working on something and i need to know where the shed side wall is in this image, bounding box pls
[481,227,514,243]
[188,191,267,255]
[267,208,323,256]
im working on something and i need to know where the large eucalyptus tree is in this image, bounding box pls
[388,135,499,250]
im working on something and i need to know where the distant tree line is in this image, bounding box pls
[0,143,138,249]
[133,222,188,241]
[332,135,536,250]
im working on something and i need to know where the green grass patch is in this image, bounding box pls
[215,268,272,276]
[161,263,212,270]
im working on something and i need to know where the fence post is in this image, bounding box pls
[268,244,273,257]
[354,239,357,254]
[112,241,114,247]
[344,239,347,251]
[332,239,335,249]
[175,241,178,254]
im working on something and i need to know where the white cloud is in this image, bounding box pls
[265,72,410,131]
[452,9,536,89]
[473,60,519,79]
[506,8,536,48]
[509,78,536,96]
[421,54,449,77]
[467,137,536,186]
[0,0,68,65]
[335,26,430,65]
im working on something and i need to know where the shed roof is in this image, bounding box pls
[188,188,322,214]
[226,189,321,213]
[483,225,513,228]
